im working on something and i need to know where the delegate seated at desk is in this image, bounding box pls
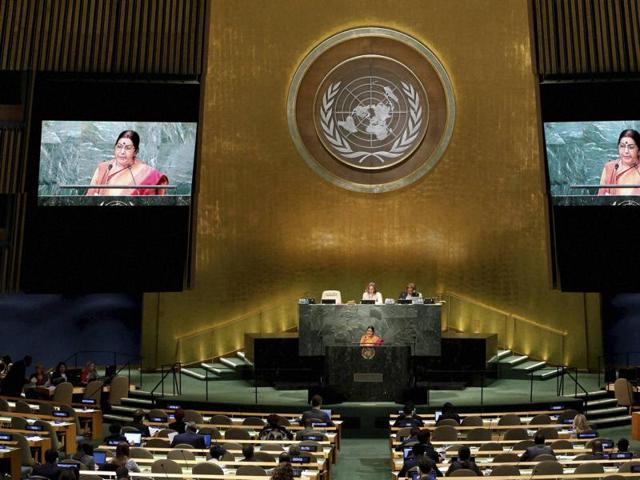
[399,282,422,300]
[362,282,383,304]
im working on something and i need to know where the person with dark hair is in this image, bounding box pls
[108,442,140,473]
[0,354,32,396]
[398,426,422,448]
[208,445,226,462]
[520,432,555,461]
[241,444,256,462]
[618,438,630,453]
[72,442,96,470]
[115,466,129,480]
[32,449,63,480]
[599,128,640,195]
[589,439,606,460]
[168,408,186,433]
[399,444,438,478]
[394,403,424,428]
[359,325,384,346]
[170,422,205,448]
[301,395,333,426]
[87,130,168,196]
[445,446,482,476]
[258,414,293,440]
[104,423,127,444]
[127,409,150,438]
[436,402,460,425]
[49,362,68,386]
[271,452,294,480]
[399,283,423,300]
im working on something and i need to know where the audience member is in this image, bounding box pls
[49,362,68,386]
[572,413,591,435]
[445,446,482,477]
[170,422,205,448]
[520,432,555,461]
[208,445,226,462]
[399,444,434,478]
[288,445,301,456]
[103,423,127,444]
[0,355,12,378]
[418,459,436,480]
[1,354,32,396]
[417,430,440,464]
[394,402,424,428]
[241,444,256,462]
[618,438,630,453]
[398,426,422,448]
[271,453,294,480]
[115,466,129,480]
[32,449,63,480]
[259,414,293,440]
[301,395,333,427]
[127,410,151,437]
[72,443,96,470]
[437,402,460,425]
[589,439,606,460]
[109,442,140,473]
[168,408,186,433]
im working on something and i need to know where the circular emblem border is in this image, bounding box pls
[287,27,456,193]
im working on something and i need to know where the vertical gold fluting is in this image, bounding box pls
[141,0,601,369]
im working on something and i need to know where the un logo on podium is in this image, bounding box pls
[288,28,455,193]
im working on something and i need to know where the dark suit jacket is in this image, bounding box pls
[393,413,424,428]
[1,359,27,397]
[168,419,186,434]
[127,421,151,438]
[170,431,205,448]
[445,460,482,477]
[399,455,442,478]
[399,291,422,299]
[32,463,63,480]
[520,444,555,461]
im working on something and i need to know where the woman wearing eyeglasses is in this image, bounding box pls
[86,130,168,196]
[598,129,640,196]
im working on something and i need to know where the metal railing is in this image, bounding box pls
[61,350,143,387]
[150,362,182,399]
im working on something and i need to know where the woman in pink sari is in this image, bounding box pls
[86,130,168,196]
[598,129,640,196]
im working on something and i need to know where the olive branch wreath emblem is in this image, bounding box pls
[320,81,423,164]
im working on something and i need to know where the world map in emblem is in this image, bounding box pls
[315,56,429,170]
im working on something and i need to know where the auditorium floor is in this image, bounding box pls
[137,371,604,408]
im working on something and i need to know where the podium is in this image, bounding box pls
[325,345,410,401]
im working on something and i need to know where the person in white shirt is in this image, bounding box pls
[362,282,383,304]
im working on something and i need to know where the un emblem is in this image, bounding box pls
[288,28,455,193]
[316,57,427,170]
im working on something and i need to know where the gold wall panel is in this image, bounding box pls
[139,0,601,369]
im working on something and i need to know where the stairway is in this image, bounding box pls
[103,389,157,423]
[181,351,253,382]
[566,390,631,428]
[491,349,562,380]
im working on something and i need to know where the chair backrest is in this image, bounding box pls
[477,442,502,452]
[535,453,557,462]
[491,465,520,476]
[224,427,251,440]
[147,409,168,422]
[461,416,483,427]
[183,410,204,424]
[192,462,224,475]
[276,416,290,427]
[260,443,284,452]
[150,459,182,474]
[108,376,129,406]
[321,290,342,304]
[221,451,235,461]
[573,454,595,461]
[532,460,563,475]
[0,399,9,411]
[576,462,605,474]
[550,439,573,450]
[14,400,32,413]
[121,426,140,433]
[536,427,559,439]
[174,443,196,450]
[197,427,222,439]
[83,380,104,402]
[604,475,626,480]
[492,453,519,463]
[529,414,552,425]
[242,417,266,427]
[157,428,178,438]
[130,447,154,459]
[236,465,267,476]
[614,378,634,407]
[559,409,579,423]
[618,461,640,473]
[52,382,74,405]
[10,416,27,430]
[38,403,54,416]
[466,427,491,441]
[512,439,535,450]
[437,418,459,426]
[34,419,61,451]
[450,468,479,477]
[503,428,529,440]
[253,451,276,462]
[210,414,232,425]
[144,438,169,447]
[397,427,412,438]
[432,425,458,441]
[9,431,35,466]
[221,442,243,451]
[497,414,521,426]
[167,449,196,461]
